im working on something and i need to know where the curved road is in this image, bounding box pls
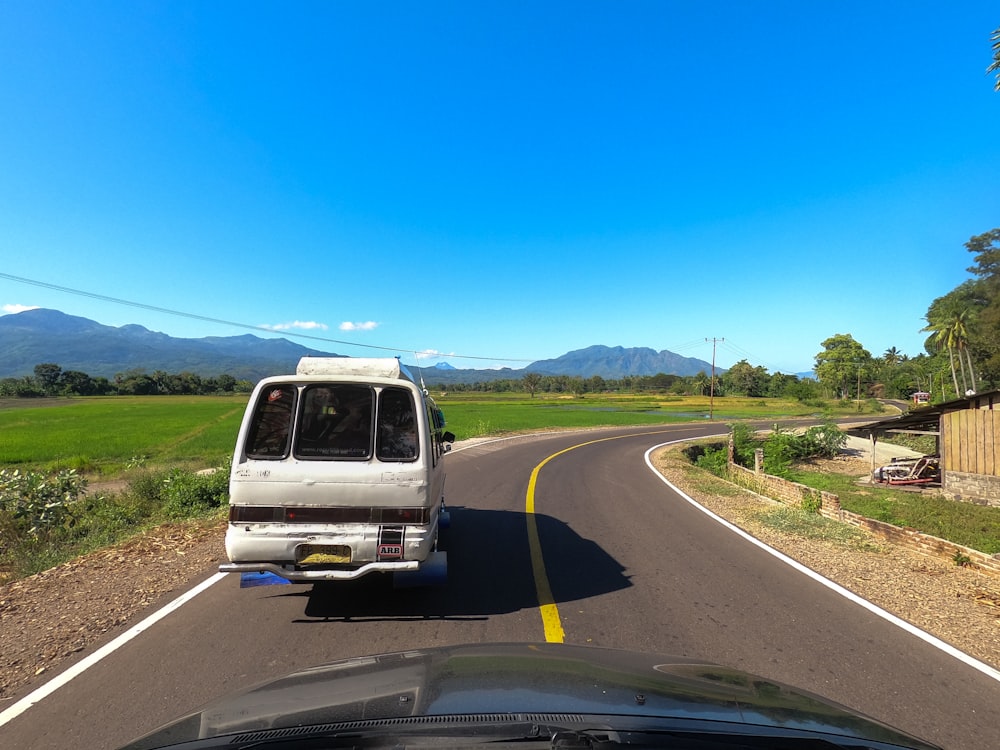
[2,424,999,749]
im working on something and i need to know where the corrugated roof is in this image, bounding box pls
[849,389,1000,436]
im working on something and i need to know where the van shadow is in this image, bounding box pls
[289,506,631,622]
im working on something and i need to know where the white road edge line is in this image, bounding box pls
[644,440,1000,685]
[0,572,228,728]
[0,428,627,726]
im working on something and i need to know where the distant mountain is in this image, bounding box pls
[412,346,717,386]
[0,308,340,382]
[412,366,521,386]
[526,345,717,379]
[0,310,720,384]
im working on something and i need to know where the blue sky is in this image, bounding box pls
[1,2,997,375]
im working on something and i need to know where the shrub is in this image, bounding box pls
[0,468,87,538]
[68,491,158,546]
[729,423,758,467]
[0,460,231,583]
[728,422,848,478]
[684,441,731,476]
[127,468,172,505]
[801,489,822,514]
[798,422,847,459]
[683,442,719,463]
[695,445,729,475]
[161,459,230,518]
[762,429,797,476]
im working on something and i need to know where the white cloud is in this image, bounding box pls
[2,304,40,314]
[260,320,329,331]
[414,349,453,360]
[339,321,379,331]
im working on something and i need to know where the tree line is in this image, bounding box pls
[431,369,828,401]
[0,364,255,398]
[812,229,1000,404]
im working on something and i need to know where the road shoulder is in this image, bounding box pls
[649,444,1000,672]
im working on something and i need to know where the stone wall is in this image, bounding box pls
[726,461,1000,576]
[943,470,1000,507]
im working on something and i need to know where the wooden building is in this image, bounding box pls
[853,390,1000,507]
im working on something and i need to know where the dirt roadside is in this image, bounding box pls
[1,439,998,707]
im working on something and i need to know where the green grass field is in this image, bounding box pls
[0,392,865,475]
[434,392,864,439]
[0,396,249,474]
[0,393,850,477]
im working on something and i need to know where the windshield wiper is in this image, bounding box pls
[157,720,928,750]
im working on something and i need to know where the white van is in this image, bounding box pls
[219,357,454,584]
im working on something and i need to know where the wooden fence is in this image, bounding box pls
[943,409,1000,477]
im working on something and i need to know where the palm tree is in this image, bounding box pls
[923,320,959,398]
[923,304,977,397]
[691,371,709,396]
[880,347,900,387]
[989,26,1000,92]
[955,310,978,394]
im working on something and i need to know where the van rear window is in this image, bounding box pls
[244,383,421,462]
[295,384,374,459]
[245,385,296,458]
[376,387,418,461]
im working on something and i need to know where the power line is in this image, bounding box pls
[664,338,710,354]
[705,337,723,419]
[716,339,802,375]
[0,272,534,364]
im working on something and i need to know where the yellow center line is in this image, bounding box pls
[525,428,689,643]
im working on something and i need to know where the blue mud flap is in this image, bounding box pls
[240,571,292,588]
[438,510,451,530]
[393,551,448,588]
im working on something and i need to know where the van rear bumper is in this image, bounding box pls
[219,559,420,581]
[221,515,443,582]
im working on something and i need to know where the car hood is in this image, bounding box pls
[121,642,939,749]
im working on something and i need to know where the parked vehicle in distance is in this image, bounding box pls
[219,357,454,586]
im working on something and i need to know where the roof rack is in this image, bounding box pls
[295,357,415,382]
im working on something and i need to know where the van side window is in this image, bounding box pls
[376,388,418,461]
[296,384,373,459]
[425,400,440,466]
[245,384,296,459]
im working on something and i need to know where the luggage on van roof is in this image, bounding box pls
[295,356,416,382]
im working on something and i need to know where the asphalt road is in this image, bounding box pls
[3,424,999,750]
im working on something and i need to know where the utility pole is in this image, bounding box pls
[857,362,862,412]
[706,337,723,419]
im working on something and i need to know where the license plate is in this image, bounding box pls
[296,544,351,564]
